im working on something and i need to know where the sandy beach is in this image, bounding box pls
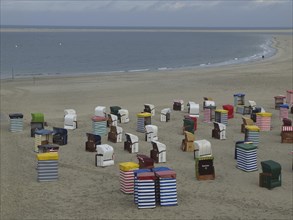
[0,34,292,220]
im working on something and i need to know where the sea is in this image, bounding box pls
[0,26,290,79]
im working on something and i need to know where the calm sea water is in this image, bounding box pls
[0,27,276,79]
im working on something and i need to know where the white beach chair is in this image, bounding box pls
[145,125,158,142]
[95,106,107,118]
[118,109,130,123]
[95,144,114,167]
[194,139,212,159]
[160,108,171,122]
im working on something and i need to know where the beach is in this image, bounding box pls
[0,34,292,220]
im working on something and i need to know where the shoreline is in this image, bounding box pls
[0,34,292,220]
[0,33,277,81]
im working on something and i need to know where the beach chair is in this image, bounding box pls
[145,125,158,142]
[233,93,245,106]
[64,114,77,130]
[281,126,293,143]
[194,139,212,159]
[108,125,123,143]
[9,113,23,132]
[53,127,68,145]
[144,104,155,116]
[85,133,101,152]
[274,95,286,109]
[248,100,257,110]
[279,104,289,120]
[95,144,114,167]
[150,140,166,163]
[124,133,139,153]
[241,116,255,133]
[160,108,171,122]
[137,112,152,133]
[184,115,197,132]
[194,139,215,180]
[137,154,154,169]
[94,106,107,118]
[223,104,234,119]
[286,90,293,106]
[38,144,59,153]
[181,131,195,152]
[183,117,194,134]
[34,129,54,153]
[31,113,46,137]
[108,114,118,126]
[259,160,281,189]
[30,122,44,137]
[110,106,122,121]
[64,109,77,129]
[282,118,292,126]
[250,107,262,122]
[195,156,215,180]
[173,99,184,111]
[212,122,226,140]
[203,97,215,110]
[187,101,200,116]
[118,109,130,123]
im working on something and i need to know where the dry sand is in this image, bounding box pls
[0,34,292,220]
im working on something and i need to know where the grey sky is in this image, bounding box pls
[1,0,292,27]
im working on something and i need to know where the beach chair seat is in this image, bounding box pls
[248,100,257,110]
[150,140,166,163]
[137,112,152,133]
[183,118,194,134]
[118,109,129,123]
[108,114,118,126]
[194,139,212,159]
[173,99,184,111]
[110,106,122,121]
[212,122,226,140]
[259,160,281,189]
[144,104,155,116]
[38,144,59,153]
[274,95,286,109]
[145,125,158,142]
[124,133,139,153]
[64,113,77,130]
[282,118,292,126]
[95,144,114,167]
[184,115,197,131]
[203,97,215,110]
[250,107,262,122]
[241,116,255,133]
[160,108,171,122]
[281,126,293,143]
[137,154,154,169]
[195,156,215,180]
[108,125,123,143]
[30,122,44,137]
[34,129,54,153]
[94,106,107,118]
[64,109,77,129]
[187,101,200,116]
[53,127,68,145]
[181,131,195,152]
[85,133,101,152]
[223,104,234,119]
[9,113,24,132]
